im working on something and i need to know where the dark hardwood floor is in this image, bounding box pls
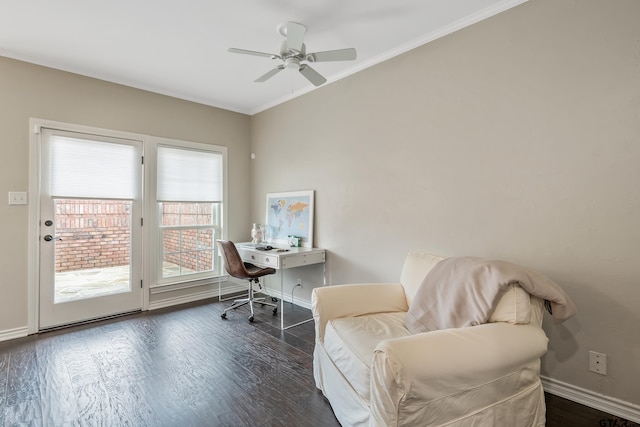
[0,298,636,426]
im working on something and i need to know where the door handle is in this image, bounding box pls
[43,235,62,242]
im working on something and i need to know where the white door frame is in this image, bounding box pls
[28,118,151,333]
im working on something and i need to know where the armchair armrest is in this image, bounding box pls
[370,323,548,426]
[311,283,408,342]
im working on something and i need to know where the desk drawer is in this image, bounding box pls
[238,250,279,268]
[261,254,279,268]
[281,251,325,269]
[239,250,259,264]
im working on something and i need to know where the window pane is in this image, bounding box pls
[162,229,180,255]
[197,250,213,272]
[162,229,180,277]
[181,251,198,274]
[162,260,180,278]
[162,203,180,226]
[182,229,197,252]
[180,203,197,226]
[197,229,213,250]
[160,223,216,278]
[197,203,212,225]
[161,202,217,226]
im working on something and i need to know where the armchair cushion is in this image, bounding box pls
[405,257,577,334]
[488,283,531,324]
[324,312,410,402]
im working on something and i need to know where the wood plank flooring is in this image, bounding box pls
[0,298,636,426]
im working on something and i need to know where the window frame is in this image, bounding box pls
[146,137,228,290]
[157,201,221,283]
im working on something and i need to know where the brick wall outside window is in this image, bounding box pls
[54,200,131,273]
[161,202,214,274]
[54,200,214,274]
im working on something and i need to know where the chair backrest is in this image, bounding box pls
[217,240,251,280]
[400,252,444,306]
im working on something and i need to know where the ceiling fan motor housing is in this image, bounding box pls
[280,41,305,57]
[279,40,306,69]
[228,21,356,87]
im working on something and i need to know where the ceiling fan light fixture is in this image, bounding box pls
[285,57,300,70]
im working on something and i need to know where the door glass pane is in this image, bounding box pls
[54,199,132,303]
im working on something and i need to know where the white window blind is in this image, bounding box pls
[50,135,138,199]
[157,146,223,202]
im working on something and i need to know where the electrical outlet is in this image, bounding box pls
[589,351,607,375]
[296,279,302,287]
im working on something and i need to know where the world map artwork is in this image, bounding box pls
[266,193,312,244]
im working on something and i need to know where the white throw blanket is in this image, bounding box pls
[405,257,577,334]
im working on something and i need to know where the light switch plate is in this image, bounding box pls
[8,191,28,205]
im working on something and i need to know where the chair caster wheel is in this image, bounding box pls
[248,316,254,323]
[221,313,227,319]
[272,308,278,315]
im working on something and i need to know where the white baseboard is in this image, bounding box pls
[1,285,250,340]
[542,376,640,423]
[148,284,245,311]
[0,326,29,343]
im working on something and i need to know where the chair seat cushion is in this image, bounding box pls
[324,312,410,403]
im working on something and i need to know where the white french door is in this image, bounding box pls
[39,128,143,329]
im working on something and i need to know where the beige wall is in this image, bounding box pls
[251,0,640,406]
[0,56,251,332]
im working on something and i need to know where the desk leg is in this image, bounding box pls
[323,260,326,286]
[280,270,284,330]
[276,260,326,331]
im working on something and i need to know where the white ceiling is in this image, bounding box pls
[0,0,525,115]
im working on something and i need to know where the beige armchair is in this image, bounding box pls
[311,252,574,426]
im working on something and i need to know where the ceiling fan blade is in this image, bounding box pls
[228,48,279,59]
[286,21,306,52]
[306,48,357,62]
[299,64,327,86]
[255,65,285,82]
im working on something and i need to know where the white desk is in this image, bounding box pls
[236,243,326,330]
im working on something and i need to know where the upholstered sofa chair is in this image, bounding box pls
[311,252,575,426]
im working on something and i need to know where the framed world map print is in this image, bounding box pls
[265,190,314,247]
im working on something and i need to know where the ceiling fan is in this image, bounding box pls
[228,21,357,87]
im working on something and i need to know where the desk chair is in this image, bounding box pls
[217,240,278,322]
